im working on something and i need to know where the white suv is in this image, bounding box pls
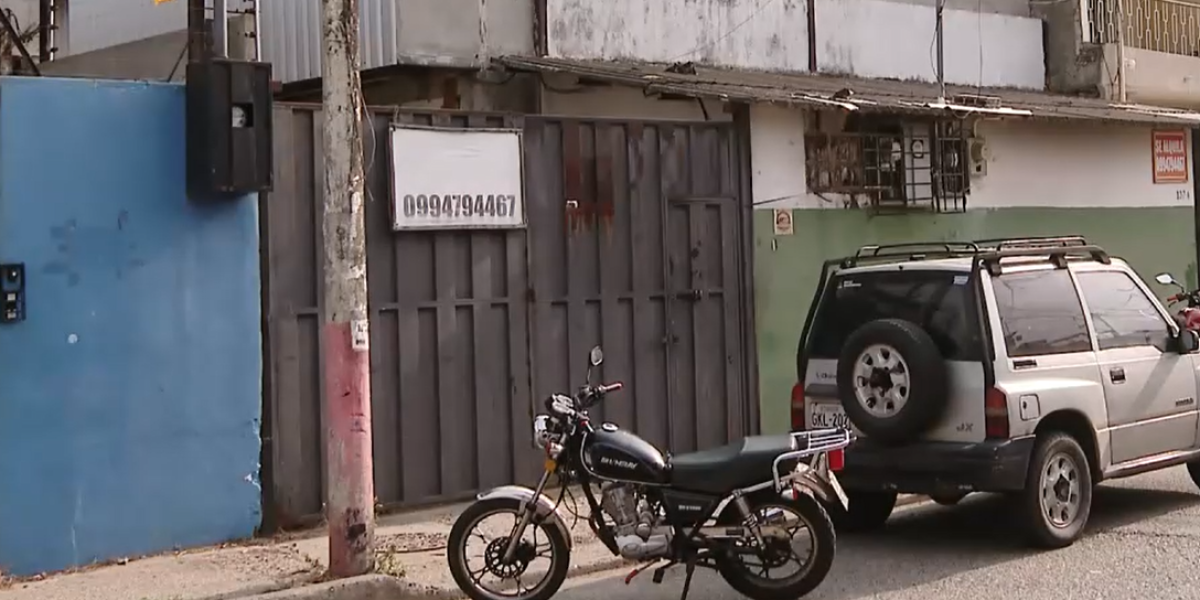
[794,236,1200,548]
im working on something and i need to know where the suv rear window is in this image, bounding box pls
[808,270,983,361]
[990,269,1091,357]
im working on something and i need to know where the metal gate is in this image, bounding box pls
[261,108,756,528]
[523,117,757,455]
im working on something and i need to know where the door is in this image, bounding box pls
[1075,269,1199,463]
[664,195,747,452]
[524,118,754,458]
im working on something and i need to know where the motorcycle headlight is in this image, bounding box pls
[533,415,554,449]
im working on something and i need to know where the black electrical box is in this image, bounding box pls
[186,59,274,197]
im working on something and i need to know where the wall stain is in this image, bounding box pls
[41,212,147,286]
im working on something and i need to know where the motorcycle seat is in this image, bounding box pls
[669,435,796,495]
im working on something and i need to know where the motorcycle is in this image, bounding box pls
[447,345,852,600]
[1156,272,1200,330]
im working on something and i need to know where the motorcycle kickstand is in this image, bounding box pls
[651,560,676,584]
[677,559,697,600]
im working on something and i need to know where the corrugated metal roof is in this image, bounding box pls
[498,55,1200,126]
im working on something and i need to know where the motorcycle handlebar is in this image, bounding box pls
[544,383,624,420]
[1168,290,1200,308]
[597,382,624,394]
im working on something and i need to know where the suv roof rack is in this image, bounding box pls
[842,235,1110,270]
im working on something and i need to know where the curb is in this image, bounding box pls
[232,495,931,600]
[229,575,418,600]
[223,557,635,600]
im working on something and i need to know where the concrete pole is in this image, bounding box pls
[320,0,375,579]
[213,0,229,58]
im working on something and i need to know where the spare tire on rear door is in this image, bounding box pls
[836,318,948,444]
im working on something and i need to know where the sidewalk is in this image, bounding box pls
[0,494,925,600]
[0,494,626,600]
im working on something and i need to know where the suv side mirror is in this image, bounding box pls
[1176,329,1200,354]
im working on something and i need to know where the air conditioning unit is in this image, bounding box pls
[968,137,989,177]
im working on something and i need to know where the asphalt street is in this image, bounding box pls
[553,466,1200,600]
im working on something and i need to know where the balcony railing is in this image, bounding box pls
[1089,0,1200,57]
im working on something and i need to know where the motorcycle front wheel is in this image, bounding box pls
[447,497,572,600]
[716,493,837,600]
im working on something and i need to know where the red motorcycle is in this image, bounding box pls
[1156,272,1200,331]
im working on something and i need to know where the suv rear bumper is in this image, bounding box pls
[837,436,1036,495]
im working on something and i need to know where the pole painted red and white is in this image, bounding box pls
[320,0,375,578]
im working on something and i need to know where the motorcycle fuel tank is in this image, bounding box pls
[582,423,670,484]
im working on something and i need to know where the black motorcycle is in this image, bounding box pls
[447,346,851,600]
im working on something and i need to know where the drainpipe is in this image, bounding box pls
[807,0,817,72]
[1191,128,1200,281]
[935,0,946,103]
[1115,0,1128,102]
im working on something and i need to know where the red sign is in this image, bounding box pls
[1153,130,1189,184]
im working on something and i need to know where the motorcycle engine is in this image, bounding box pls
[599,482,671,560]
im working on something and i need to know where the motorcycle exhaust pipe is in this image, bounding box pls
[696,525,791,539]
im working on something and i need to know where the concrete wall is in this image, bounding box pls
[39,30,189,82]
[541,84,730,120]
[749,103,1194,210]
[1101,45,1200,110]
[261,0,535,84]
[547,0,1045,88]
[895,0,1028,16]
[542,85,1199,433]
[0,77,262,576]
[815,0,1043,87]
[6,0,184,58]
[1032,0,1104,96]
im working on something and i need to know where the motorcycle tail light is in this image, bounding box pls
[828,448,845,472]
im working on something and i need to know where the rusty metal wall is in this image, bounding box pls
[523,117,755,456]
[262,107,534,527]
[261,107,755,527]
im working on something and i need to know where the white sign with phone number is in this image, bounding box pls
[390,125,527,230]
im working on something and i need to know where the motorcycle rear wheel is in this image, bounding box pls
[716,493,837,600]
[447,497,571,600]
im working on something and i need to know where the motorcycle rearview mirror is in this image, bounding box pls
[1156,273,1178,286]
[585,345,603,386]
[589,346,604,367]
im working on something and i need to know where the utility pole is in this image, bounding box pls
[320,0,375,578]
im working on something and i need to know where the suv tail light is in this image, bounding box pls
[791,382,806,430]
[985,386,1009,438]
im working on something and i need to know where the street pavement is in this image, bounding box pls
[553,466,1200,600]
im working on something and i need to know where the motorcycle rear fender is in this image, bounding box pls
[783,468,848,511]
[477,485,574,549]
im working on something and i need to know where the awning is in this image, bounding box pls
[497,55,1200,126]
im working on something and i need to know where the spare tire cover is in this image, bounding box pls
[836,318,949,444]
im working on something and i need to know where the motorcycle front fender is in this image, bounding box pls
[477,485,574,550]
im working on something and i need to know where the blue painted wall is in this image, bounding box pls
[0,77,262,575]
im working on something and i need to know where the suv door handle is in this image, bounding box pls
[1110,367,1126,384]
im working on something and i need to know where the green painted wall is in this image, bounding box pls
[754,207,1199,434]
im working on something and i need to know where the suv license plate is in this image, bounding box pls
[811,403,850,429]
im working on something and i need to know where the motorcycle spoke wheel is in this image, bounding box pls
[459,510,559,598]
[730,503,818,585]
